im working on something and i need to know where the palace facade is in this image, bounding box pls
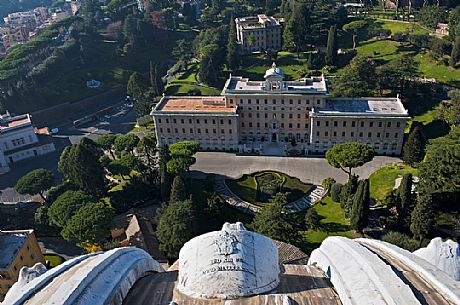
[152,64,410,155]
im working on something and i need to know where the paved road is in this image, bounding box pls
[191,152,401,184]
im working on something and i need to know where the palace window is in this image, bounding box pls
[334,121,338,127]
[368,132,372,138]
[317,121,321,126]
[387,122,392,127]
[369,122,373,127]
[352,121,356,127]
[326,121,329,127]
[351,132,354,137]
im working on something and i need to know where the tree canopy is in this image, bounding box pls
[403,126,425,165]
[326,142,376,178]
[167,141,200,175]
[61,202,114,246]
[48,190,95,228]
[332,56,377,97]
[156,199,196,258]
[15,168,54,200]
[252,193,300,245]
[114,133,140,154]
[58,139,106,196]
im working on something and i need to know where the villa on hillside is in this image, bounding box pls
[235,15,284,53]
[0,113,56,175]
[152,64,410,156]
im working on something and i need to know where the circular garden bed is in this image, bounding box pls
[225,171,314,207]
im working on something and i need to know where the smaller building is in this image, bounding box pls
[235,14,284,53]
[0,229,45,301]
[0,113,56,175]
[436,23,449,37]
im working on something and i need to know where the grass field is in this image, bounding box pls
[369,163,419,203]
[299,197,352,253]
[378,20,428,35]
[44,254,63,268]
[226,171,314,206]
[165,63,222,96]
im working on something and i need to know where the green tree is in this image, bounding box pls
[137,133,157,174]
[108,154,140,180]
[283,3,311,53]
[172,40,193,70]
[58,141,106,196]
[397,173,413,230]
[127,72,151,115]
[48,190,95,228]
[332,56,377,97]
[114,133,140,154]
[252,193,300,244]
[305,208,321,231]
[325,25,337,66]
[198,44,223,86]
[450,38,460,68]
[448,6,460,39]
[418,5,446,30]
[403,126,425,165]
[166,141,200,177]
[227,17,239,71]
[340,175,359,215]
[326,142,376,178]
[150,61,164,96]
[156,199,196,258]
[61,202,114,246]
[331,183,343,202]
[159,146,172,201]
[410,195,436,246]
[343,20,368,49]
[438,90,460,128]
[169,176,187,203]
[350,179,370,232]
[96,134,117,159]
[418,127,460,196]
[15,168,54,201]
[35,205,49,226]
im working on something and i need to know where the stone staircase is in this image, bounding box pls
[285,186,325,213]
[214,175,325,215]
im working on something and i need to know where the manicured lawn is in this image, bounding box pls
[369,163,419,203]
[378,20,428,35]
[226,171,314,206]
[44,254,63,268]
[299,197,352,253]
[355,39,403,61]
[165,83,221,96]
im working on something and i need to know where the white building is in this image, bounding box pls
[153,64,410,156]
[0,113,56,175]
[235,15,284,53]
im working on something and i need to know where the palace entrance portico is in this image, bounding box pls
[271,133,277,142]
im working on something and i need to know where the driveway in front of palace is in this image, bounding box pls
[191,152,400,185]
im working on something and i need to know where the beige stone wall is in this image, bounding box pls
[310,116,407,155]
[226,94,326,144]
[154,114,239,151]
[237,27,282,52]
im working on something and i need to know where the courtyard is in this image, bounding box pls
[191,152,401,185]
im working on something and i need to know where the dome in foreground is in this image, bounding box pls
[177,222,280,299]
[413,237,460,281]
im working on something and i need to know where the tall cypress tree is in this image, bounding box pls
[227,16,239,71]
[350,179,369,232]
[397,173,413,230]
[340,174,358,214]
[159,146,172,201]
[410,195,436,246]
[403,126,425,165]
[325,25,337,66]
[170,176,187,204]
[450,37,460,68]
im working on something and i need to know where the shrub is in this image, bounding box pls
[330,183,343,202]
[322,177,336,192]
[137,115,153,126]
[381,231,419,252]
